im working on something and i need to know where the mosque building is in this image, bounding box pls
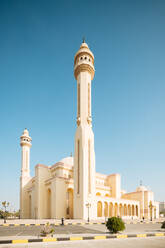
[20,41,159,220]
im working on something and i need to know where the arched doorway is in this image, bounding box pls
[96,192,101,196]
[105,194,110,197]
[114,203,118,217]
[124,204,127,216]
[47,188,51,219]
[109,202,113,217]
[67,188,73,219]
[104,202,108,217]
[97,201,102,217]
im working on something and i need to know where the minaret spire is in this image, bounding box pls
[20,128,32,178]
[73,42,96,220]
[20,128,32,218]
[74,41,95,127]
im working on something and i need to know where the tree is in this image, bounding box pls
[1,201,9,223]
[14,210,20,218]
[106,217,125,234]
[0,210,4,219]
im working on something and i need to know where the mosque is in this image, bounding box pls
[20,41,159,220]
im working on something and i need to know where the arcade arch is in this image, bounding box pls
[104,202,108,217]
[128,204,131,216]
[132,205,135,216]
[136,205,138,217]
[114,203,118,217]
[97,201,102,217]
[47,188,51,219]
[124,204,127,216]
[109,202,113,217]
[119,203,123,217]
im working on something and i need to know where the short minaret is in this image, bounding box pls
[73,41,96,219]
[20,128,32,218]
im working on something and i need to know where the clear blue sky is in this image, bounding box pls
[0,0,165,211]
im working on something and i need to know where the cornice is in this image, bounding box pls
[74,64,95,80]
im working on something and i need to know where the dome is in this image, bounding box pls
[74,41,94,64]
[80,42,89,49]
[23,128,29,135]
[20,128,32,146]
[60,156,74,166]
[74,41,95,80]
[136,185,147,192]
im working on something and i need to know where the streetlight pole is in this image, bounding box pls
[149,201,154,221]
[86,203,91,223]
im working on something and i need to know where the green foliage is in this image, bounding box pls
[0,210,10,219]
[14,210,20,218]
[2,201,9,210]
[106,217,125,233]
[161,221,165,229]
[0,210,4,219]
[1,201,10,222]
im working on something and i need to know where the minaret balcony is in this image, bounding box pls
[76,117,81,126]
[20,139,32,147]
[87,116,92,125]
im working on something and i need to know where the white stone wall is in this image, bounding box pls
[34,165,51,219]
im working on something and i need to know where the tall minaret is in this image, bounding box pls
[73,41,96,219]
[20,128,32,179]
[20,128,32,218]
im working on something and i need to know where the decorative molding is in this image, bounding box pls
[74,64,95,80]
[77,119,81,126]
[88,139,91,194]
[87,116,92,125]
[77,140,80,194]
[78,83,80,117]
[88,83,90,117]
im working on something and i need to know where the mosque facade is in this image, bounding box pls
[20,42,159,220]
